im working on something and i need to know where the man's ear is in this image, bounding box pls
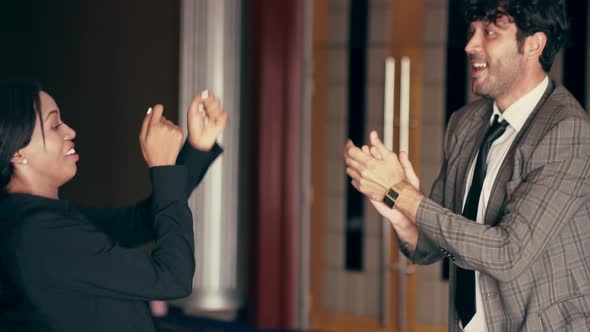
[525,31,547,60]
[11,151,28,165]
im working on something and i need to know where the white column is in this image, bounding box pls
[176,0,243,315]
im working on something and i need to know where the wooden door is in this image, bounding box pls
[309,0,447,331]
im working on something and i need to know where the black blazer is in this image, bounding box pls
[0,142,222,332]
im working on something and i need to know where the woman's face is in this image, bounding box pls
[19,91,78,188]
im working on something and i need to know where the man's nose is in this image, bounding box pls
[464,33,481,55]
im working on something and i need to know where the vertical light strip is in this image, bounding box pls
[384,57,395,150]
[400,56,410,153]
[380,57,395,328]
[398,55,411,332]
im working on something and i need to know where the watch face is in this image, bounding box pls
[383,195,395,208]
[383,189,399,208]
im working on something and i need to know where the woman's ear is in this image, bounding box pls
[11,151,28,165]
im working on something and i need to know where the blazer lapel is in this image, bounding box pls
[484,80,557,225]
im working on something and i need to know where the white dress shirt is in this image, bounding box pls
[461,76,549,332]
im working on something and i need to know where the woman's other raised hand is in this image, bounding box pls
[186,90,228,151]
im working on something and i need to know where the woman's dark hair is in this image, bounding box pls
[0,80,43,193]
[464,0,570,72]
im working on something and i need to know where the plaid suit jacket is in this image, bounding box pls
[412,81,590,331]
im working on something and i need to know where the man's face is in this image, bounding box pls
[465,15,525,99]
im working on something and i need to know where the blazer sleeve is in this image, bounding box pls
[408,112,459,265]
[415,116,590,281]
[17,166,196,300]
[80,142,223,247]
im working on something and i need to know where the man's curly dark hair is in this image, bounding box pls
[464,0,570,72]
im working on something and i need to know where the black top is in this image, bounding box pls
[0,142,222,332]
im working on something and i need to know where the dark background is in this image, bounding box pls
[1,0,181,206]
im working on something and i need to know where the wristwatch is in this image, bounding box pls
[382,180,408,208]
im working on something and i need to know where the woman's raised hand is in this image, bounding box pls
[139,105,184,167]
[186,90,228,151]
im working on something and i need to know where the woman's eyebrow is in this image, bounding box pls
[45,110,59,120]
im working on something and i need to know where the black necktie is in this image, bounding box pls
[455,115,509,326]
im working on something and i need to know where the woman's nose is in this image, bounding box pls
[64,125,76,140]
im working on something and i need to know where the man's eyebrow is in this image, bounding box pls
[492,14,513,30]
[493,21,511,30]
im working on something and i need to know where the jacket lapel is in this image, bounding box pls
[483,80,557,225]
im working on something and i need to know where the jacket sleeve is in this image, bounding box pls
[79,142,223,247]
[415,116,590,281]
[408,112,459,265]
[17,166,196,300]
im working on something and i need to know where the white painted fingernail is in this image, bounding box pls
[147,107,152,115]
[198,103,205,115]
[201,90,209,100]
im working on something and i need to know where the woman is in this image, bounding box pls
[0,80,227,332]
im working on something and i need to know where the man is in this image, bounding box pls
[344,1,590,331]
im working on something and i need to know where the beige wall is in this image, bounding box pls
[321,0,388,317]
[416,0,450,327]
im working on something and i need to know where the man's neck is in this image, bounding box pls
[495,72,548,112]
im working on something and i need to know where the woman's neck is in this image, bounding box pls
[7,179,59,199]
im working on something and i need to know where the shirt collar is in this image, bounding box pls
[491,76,549,131]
